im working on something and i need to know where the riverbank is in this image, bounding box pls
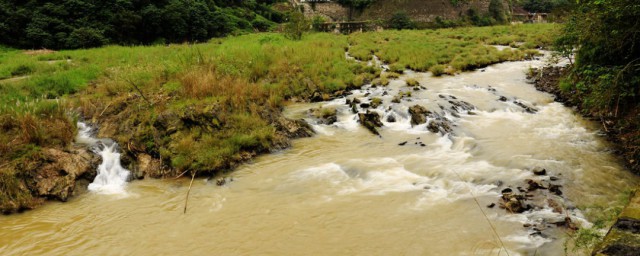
[529,66,640,255]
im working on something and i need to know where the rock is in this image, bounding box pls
[309,107,338,125]
[487,203,496,208]
[27,148,97,202]
[408,105,430,125]
[391,96,401,103]
[135,153,162,179]
[273,116,315,140]
[386,114,396,123]
[514,100,538,113]
[448,100,475,113]
[550,176,559,181]
[352,98,361,104]
[498,96,508,102]
[532,167,547,176]
[426,113,453,134]
[310,91,323,102]
[549,184,563,196]
[526,179,547,191]
[360,103,370,109]
[547,198,564,213]
[398,141,407,146]
[215,177,226,186]
[500,188,529,213]
[358,111,383,136]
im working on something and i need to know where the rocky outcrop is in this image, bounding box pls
[24,148,98,202]
[0,146,99,213]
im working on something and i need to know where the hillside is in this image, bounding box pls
[298,0,511,25]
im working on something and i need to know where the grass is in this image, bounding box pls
[0,24,559,212]
[348,23,557,74]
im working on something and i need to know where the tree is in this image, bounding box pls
[387,11,415,30]
[283,11,308,40]
[555,0,640,114]
[489,0,507,24]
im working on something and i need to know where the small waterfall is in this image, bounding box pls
[76,122,130,194]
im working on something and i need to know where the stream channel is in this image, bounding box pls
[1,54,638,255]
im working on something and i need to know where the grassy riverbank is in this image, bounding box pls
[1,23,558,213]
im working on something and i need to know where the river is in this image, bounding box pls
[1,56,638,255]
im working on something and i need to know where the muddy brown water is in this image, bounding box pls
[1,57,638,255]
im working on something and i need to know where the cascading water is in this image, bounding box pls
[76,122,130,194]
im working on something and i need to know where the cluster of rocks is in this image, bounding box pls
[490,167,579,237]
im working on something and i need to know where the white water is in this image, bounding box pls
[75,122,130,195]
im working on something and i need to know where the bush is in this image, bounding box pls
[66,27,107,49]
[388,11,415,30]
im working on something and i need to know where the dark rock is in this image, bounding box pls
[426,113,453,134]
[487,203,496,208]
[613,218,640,234]
[549,184,563,196]
[398,141,408,146]
[526,179,547,191]
[216,178,226,186]
[448,100,475,113]
[550,176,559,181]
[358,111,383,135]
[386,114,396,123]
[498,96,508,102]
[360,103,370,109]
[382,91,389,96]
[601,244,640,256]
[352,98,361,104]
[514,100,538,113]
[310,91,323,102]
[532,167,547,176]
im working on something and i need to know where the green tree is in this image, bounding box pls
[283,11,309,40]
[556,0,640,114]
[387,11,415,30]
[489,0,507,24]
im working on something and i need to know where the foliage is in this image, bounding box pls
[0,0,286,49]
[283,12,310,40]
[388,11,416,30]
[554,0,640,115]
[488,0,507,24]
[520,0,571,13]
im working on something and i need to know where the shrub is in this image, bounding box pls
[388,11,415,30]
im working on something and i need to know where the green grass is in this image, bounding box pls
[348,23,557,74]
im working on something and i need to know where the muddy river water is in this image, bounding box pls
[1,56,638,255]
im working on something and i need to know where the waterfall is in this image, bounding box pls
[76,122,130,194]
